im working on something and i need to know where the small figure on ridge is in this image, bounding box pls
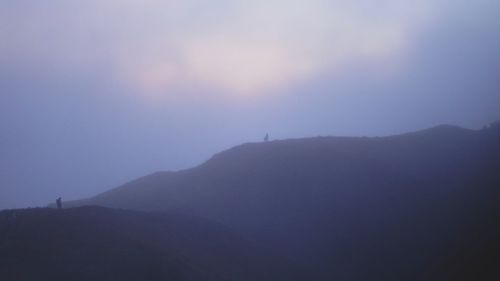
[56,197,62,209]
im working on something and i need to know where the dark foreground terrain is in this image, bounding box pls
[4,122,500,280]
[0,207,302,281]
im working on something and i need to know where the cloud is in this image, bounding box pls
[1,0,435,97]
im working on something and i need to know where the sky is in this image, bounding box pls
[1,0,499,209]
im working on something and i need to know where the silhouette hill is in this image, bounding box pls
[62,123,500,280]
[0,206,304,281]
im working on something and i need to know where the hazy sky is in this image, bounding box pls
[1,0,499,209]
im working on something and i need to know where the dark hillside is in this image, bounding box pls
[0,207,303,281]
[63,123,500,280]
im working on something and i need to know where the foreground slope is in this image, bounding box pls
[0,207,302,281]
[67,123,500,280]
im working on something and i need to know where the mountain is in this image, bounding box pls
[0,206,304,281]
[66,123,500,280]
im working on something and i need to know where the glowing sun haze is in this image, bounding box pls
[2,0,433,97]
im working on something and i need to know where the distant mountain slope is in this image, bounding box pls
[0,207,303,281]
[66,123,500,280]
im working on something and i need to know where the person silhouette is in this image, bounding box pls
[56,197,62,209]
[264,133,269,142]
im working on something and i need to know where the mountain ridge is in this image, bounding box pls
[70,123,494,203]
[67,123,482,205]
[59,123,500,280]
[61,123,495,202]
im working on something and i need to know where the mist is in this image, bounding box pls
[0,0,499,209]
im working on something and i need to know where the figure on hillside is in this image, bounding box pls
[264,133,269,142]
[56,197,62,209]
